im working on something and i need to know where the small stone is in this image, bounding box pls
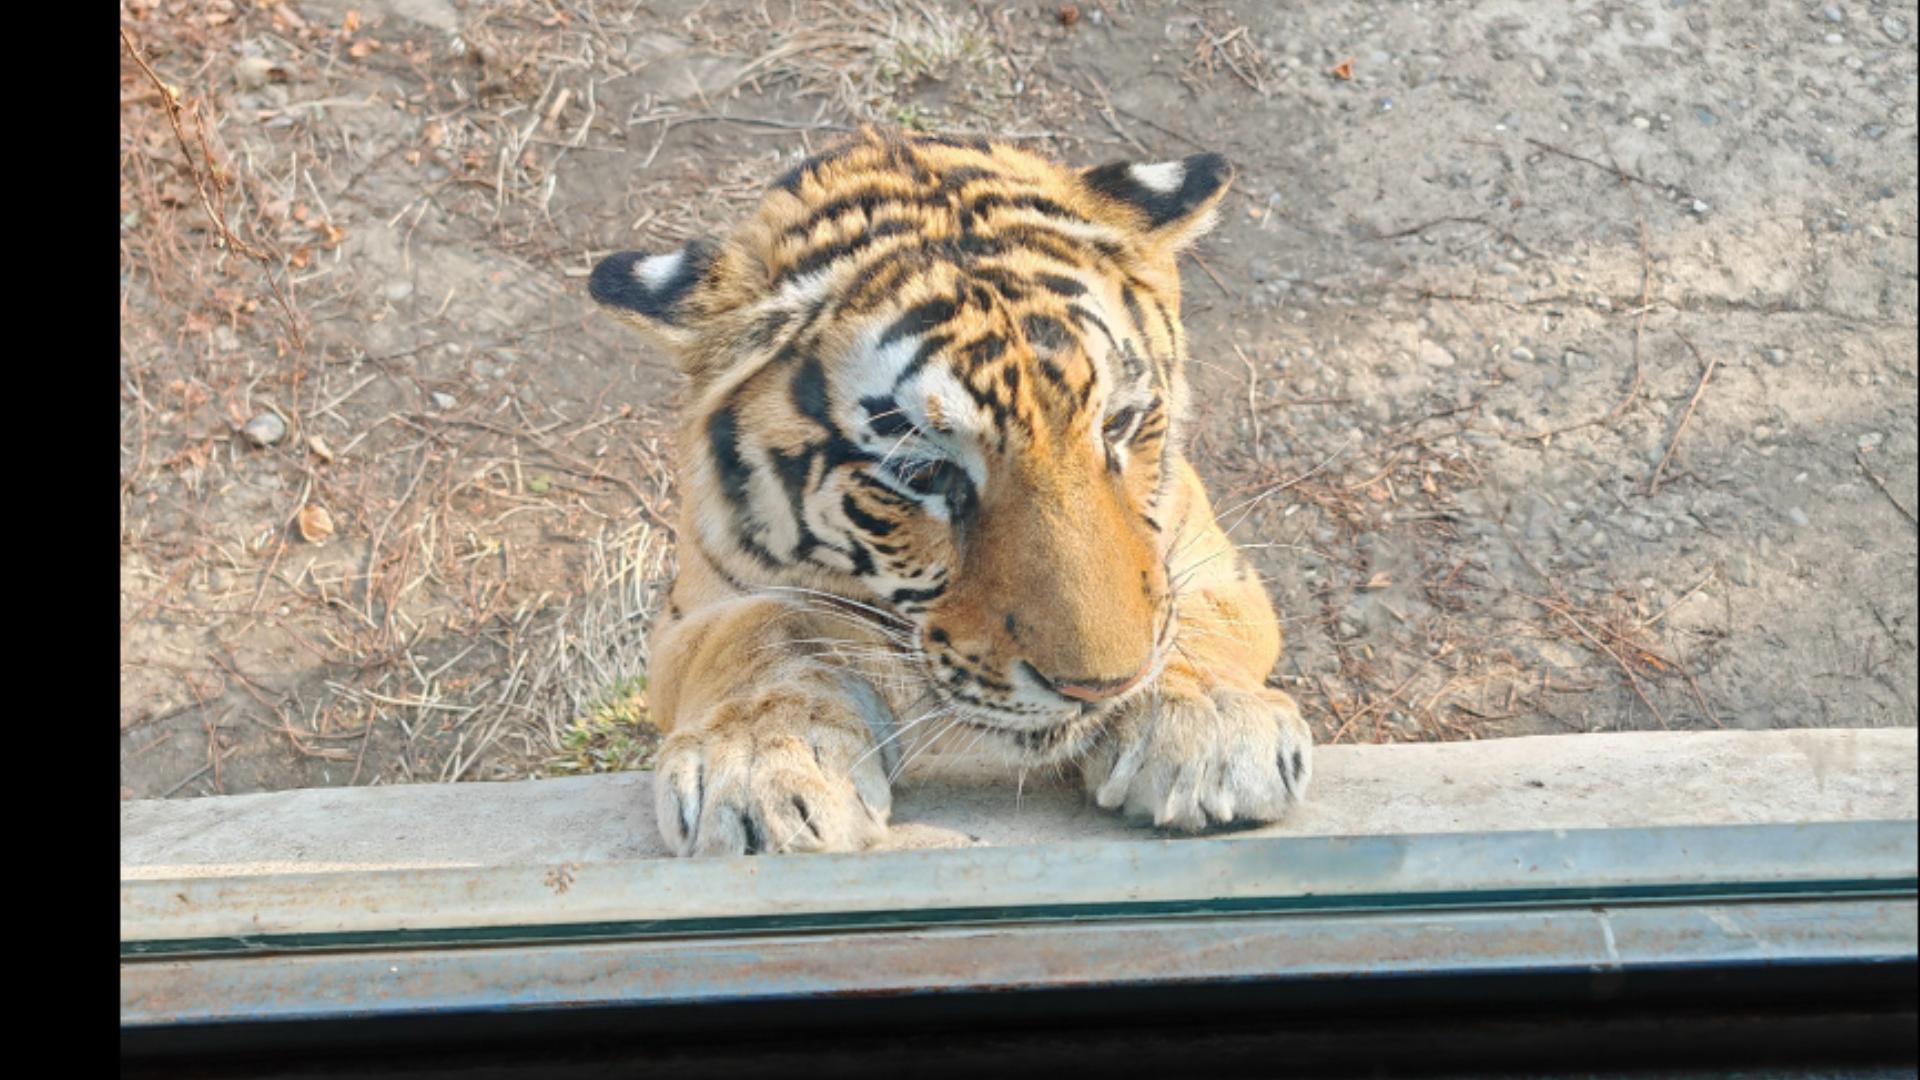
[1726,552,1756,586]
[1883,15,1908,40]
[234,56,279,90]
[1765,347,1788,366]
[1823,5,1843,24]
[1695,107,1718,126]
[383,279,415,302]
[1787,506,1810,528]
[1858,431,1885,450]
[1823,31,1844,44]
[1529,57,1549,82]
[1864,124,1887,141]
[1510,345,1536,362]
[307,435,335,463]
[430,392,457,410]
[241,413,286,447]
[1631,115,1651,129]
[1844,55,1864,70]
[1418,340,1457,368]
[1492,261,1521,275]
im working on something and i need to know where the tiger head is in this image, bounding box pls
[591,129,1232,751]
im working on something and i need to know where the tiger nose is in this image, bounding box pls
[1029,660,1154,703]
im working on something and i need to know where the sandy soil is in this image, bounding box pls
[119,0,1918,799]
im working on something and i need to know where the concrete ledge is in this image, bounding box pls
[121,729,1917,878]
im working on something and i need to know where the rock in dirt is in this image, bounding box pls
[1418,340,1457,368]
[233,56,286,90]
[241,413,286,447]
[430,392,457,411]
[1726,552,1756,587]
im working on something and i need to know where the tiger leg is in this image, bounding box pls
[1080,458,1314,831]
[646,595,899,856]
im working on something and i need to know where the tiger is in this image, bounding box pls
[589,127,1312,856]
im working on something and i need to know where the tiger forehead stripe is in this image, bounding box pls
[758,139,1134,299]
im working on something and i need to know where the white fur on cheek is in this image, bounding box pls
[1129,161,1186,194]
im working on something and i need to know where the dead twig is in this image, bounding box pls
[1189,253,1233,299]
[1502,527,1670,729]
[1856,453,1919,529]
[1231,343,1263,462]
[1519,136,1697,203]
[1645,332,1720,496]
[161,762,214,798]
[1371,215,1489,241]
[119,27,304,348]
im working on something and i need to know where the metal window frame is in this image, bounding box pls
[122,820,1918,1069]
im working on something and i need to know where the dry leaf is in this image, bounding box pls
[1362,572,1393,590]
[297,505,335,544]
[1329,58,1354,80]
[307,435,335,463]
[341,10,362,36]
[349,39,379,59]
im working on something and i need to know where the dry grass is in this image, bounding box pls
[679,1,1008,131]
[119,0,689,789]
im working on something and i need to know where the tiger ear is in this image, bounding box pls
[1079,152,1234,252]
[588,239,723,356]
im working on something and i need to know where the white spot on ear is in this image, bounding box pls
[1129,161,1186,194]
[635,250,686,291]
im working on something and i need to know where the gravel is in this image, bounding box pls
[240,413,286,448]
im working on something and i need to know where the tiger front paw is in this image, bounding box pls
[652,688,894,856]
[1081,686,1313,832]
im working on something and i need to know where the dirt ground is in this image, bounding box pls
[119,0,1918,800]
